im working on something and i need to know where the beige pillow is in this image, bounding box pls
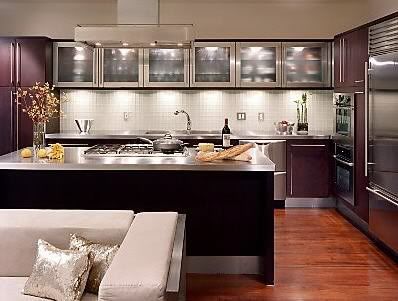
[23,239,93,301]
[70,234,119,294]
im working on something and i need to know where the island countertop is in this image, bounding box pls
[45,130,331,140]
[0,147,275,172]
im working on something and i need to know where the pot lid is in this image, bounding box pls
[154,133,183,144]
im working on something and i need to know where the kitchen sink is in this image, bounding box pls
[144,130,220,135]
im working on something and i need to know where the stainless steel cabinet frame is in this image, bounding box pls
[282,42,331,88]
[191,42,236,87]
[144,48,189,87]
[53,42,98,88]
[99,48,144,88]
[236,42,282,87]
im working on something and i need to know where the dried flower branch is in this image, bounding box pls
[16,82,67,123]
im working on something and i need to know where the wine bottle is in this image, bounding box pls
[222,118,231,148]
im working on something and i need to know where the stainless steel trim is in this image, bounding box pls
[16,42,20,85]
[16,94,19,151]
[235,42,282,87]
[354,91,364,94]
[58,143,89,147]
[367,187,398,206]
[333,155,354,167]
[281,42,331,87]
[364,61,369,177]
[290,144,326,147]
[274,171,287,175]
[191,42,236,87]
[290,151,293,196]
[53,42,96,88]
[369,17,398,55]
[10,42,14,85]
[144,48,190,87]
[355,80,364,83]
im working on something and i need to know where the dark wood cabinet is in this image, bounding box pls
[334,27,369,90]
[287,140,331,198]
[0,37,52,154]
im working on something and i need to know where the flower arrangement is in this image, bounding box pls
[16,82,65,123]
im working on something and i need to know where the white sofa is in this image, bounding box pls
[0,210,186,301]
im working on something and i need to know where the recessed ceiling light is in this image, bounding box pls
[150,42,156,46]
[177,43,183,47]
[95,42,102,46]
[122,42,129,47]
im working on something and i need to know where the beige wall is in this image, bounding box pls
[161,0,369,39]
[368,0,398,22]
[0,0,396,39]
[0,0,117,38]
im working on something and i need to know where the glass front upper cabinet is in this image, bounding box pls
[282,42,331,87]
[100,48,143,87]
[236,42,281,87]
[191,42,236,87]
[53,42,97,88]
[144,48,189,87]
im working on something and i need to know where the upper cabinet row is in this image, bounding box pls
[53,41,332,88]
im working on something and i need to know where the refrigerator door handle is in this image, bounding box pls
[10,91,14,149]
[365,61,369,177]
[367,187,398,207]
[16,93,19,151]
[10,42,14,85]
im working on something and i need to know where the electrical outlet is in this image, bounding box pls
[237,112,246,120]
[124,112,129,121]
[258,112,265,121]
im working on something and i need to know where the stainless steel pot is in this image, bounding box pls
[137,134,185,153]
[75,119,93,134]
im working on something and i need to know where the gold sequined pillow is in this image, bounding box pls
[70,234,119,294]
[23,239,93,301]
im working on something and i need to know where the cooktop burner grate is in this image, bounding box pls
[83,144,189,157]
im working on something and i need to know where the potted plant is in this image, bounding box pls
[294,92,309,135]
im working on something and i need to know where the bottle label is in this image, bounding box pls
[222,134,231,147]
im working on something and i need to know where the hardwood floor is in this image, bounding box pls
[187,209,398,301]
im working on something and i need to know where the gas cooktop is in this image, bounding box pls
[83,144,189,157]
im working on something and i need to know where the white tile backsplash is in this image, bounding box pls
[60,90,334,133]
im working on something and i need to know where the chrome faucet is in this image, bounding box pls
[174,110,192,131]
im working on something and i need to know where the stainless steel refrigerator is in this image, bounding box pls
[367,18,398,255]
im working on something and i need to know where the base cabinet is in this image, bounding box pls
[287,140,331,198]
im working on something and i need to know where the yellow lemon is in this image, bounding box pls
[21,148,32,158]
[37,149,48,158]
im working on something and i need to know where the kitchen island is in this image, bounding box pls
[0,147,275,284]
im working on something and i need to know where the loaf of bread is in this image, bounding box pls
[196,143,254,162]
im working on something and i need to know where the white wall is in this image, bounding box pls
[0,0,375,39]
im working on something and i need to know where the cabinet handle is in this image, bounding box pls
[354,91,364,94]
[366,187,398,206]
[342,38,345,83]
[339,39,342,83]
[10,91,13,148]
[365,61,369,177]
[290,152,293,196]
[10,43,14,85]
[290,144,326,147]
[16,42,21,85]
[333,155,354,167]
[16,93,19,150]
[355,80,364,83]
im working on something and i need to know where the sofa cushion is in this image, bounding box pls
[0,277,97,301]
[0,210,134,277]
[98,212,178,301]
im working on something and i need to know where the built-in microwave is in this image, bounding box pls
[333,93,355,138]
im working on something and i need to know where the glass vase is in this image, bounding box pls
[33,122,46,157]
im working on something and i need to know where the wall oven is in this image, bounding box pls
[333,93,354,138]
[334,144,354,206]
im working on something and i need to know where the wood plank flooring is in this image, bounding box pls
[187,209,398,301]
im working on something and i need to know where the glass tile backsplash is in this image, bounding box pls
[60,90,333,133]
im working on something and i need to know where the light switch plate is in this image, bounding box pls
[258,112,265,121]
[237,112,246,120]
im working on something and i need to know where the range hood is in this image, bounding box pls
[75,24,195,48]
[74,0,194,48]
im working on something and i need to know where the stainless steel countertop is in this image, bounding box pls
[45,130,331,140]
[0,147,275,172]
